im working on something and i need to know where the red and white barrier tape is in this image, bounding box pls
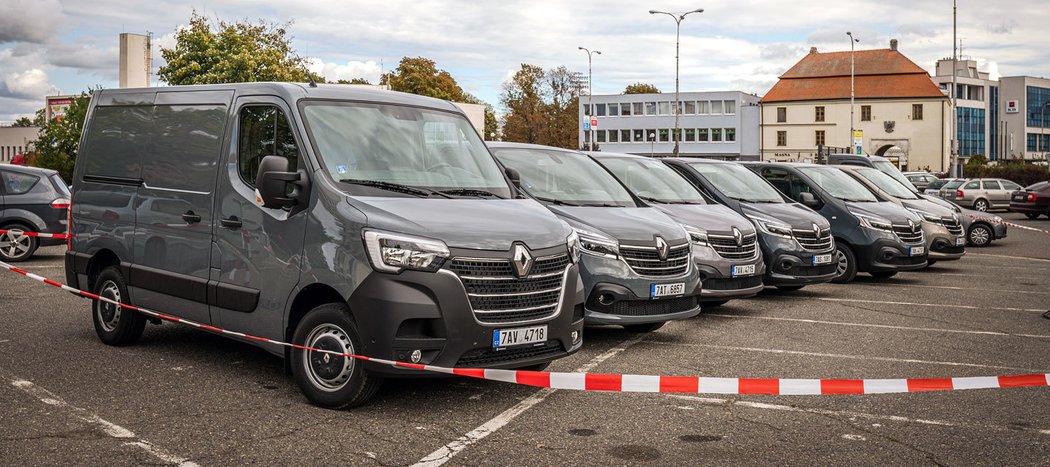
[2,259,1048,395]
[969,215,1050,236]
[0,229,70,239]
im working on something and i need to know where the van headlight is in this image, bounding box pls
[681,224,709,246]
[853,213,893,232]
[745,214,793,238]
[566,230,581,263]
[906,208,940,223]
[572,227,619,259]
[363,230,450,273]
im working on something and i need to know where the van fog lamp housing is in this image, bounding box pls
[363,230,450,273]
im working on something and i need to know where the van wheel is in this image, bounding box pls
[0,223,39,262]
[92,267,146,346]
[291,303,381,409]
[623,322,665,333]
[1024,212,1039,219]
[831,244,857,284]
[870,271,898,279]
[973,199,989,212]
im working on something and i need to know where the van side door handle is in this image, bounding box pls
[220,216,242,229]
[181,211,202,223]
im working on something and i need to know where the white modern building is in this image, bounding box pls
[578,91,761,159]
[0,126,39,163]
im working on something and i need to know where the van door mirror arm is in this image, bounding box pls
[255,155,311,210]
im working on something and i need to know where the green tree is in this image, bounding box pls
[12,117,34,127]
[333,78,372,85]
[11,108,45,127]
[963,154,989,178]
[380,57,468,102]
[623,82,660,94]
[499,64,581,148]
[159,11,321,85]
[28,91,92,181]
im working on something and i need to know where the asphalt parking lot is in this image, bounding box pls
[1,212,1048,466]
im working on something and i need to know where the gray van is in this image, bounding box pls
[67,83,585,409]
[589,152,765,306]
[488,143,701,333]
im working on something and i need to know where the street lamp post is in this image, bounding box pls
[847,32,859,152]
[650,132,656,157]
[649,7,704,156]
[578,47,601,151]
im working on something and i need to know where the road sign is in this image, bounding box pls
[853,130,864,155]
[583,121,591,131]
[590,118,598,128]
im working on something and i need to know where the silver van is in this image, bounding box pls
[67,83,585,408]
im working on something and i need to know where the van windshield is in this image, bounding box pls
[688,162,784,203]
[302,102,511,198]
[598,157,705,204]
[854,167,918,199]
[798,167,878,202]
[872,160,918,193]
[492,148,635,207]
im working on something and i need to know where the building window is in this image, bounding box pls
[725,128,736,142]
[659,128,670,142]
[596,130,606,143]
[861,105,872,121]
[621,129,632,142]
[697,101,709,115]
[1027,133,1050,152]
[711,128,723,142]
[912,104,923,120]
[608,130,618,143]
[776,131,787,146]
[673,128,683,142]
[684,101,696,114]
[658,102,671,115]
[711,100,723,114]
[595,103,606,117]
[633,102,644,116]
[584,104,591,116]
[1026,86,1050,128]
[697,128,709,142]
[815,130,826,146]
[620,103,632,116]
[646,130,657,142]
[634,129,644,142]
[685,128,696,142]
[776,107,787,122]
[815,106,825,122]
[958,107,986,157]
[608,103,619,116]
[584,132,590,143]
[724,100,736,115]
[645,102,657,116]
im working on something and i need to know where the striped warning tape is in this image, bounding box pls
[0,229,70,239]
[3,259,1048,395]
[969,215,1050,236]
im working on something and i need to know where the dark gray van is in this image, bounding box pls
[67,83,585,408]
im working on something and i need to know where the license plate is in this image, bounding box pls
[1013,194,1026,201]
[812,254,833,265]
[909,246,925,256]
[956,237,966,246]
[731,264,756,277]
[651,282,685,298]
[492,325,547,349]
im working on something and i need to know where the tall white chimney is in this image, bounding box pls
[119,33,152,88]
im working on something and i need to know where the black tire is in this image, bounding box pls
[91,267,146,346]
[775,285,805,292]
[1024,212,1040,219]
[831,244,858,284]
[623,322,665,333]
[870,271,898,279]
[0,223,39,262]
[973,199,989,212]
[924,260,937,269]
[291,303,381,409]
[968,224,992,247]
[702,300,729,308]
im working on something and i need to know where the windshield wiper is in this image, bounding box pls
[437,188,503,198]
[340,179,451,198]
[531,195,582,207]
[840,198,874,203]
[638,196,694,205]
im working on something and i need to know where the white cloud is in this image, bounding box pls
[3,68,57,98]
[0,0,63,43]
[308,58,382,83]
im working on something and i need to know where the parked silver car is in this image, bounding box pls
[944,178,1023,211]
[903,172,940,191]
[933,178,966,198]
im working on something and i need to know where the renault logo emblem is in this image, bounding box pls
[812,223,820,236]
[732,227,743,247]
[908,219,915,231]
[655,236,669,261]
[512,244,533,277]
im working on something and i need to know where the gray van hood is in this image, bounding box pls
[899,198,958,219]
[351,197,571,251]
[845,201,922,224]
[739,202,829,230]
[548,206,688,244]
[654,203,756,236]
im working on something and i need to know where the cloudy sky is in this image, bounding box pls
[1,0,1047,123]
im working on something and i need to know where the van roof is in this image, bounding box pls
[485,141,583,153]
[92,82,463,113]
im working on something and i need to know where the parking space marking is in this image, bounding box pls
[667,395,1050,436]
[643,342,1044,372]
[412,334,648,467]
[967,253,1050,264]
[849,283,1050,296]
[815,297,1047,312]
[7,377,198,466]
[703,314,1050,339]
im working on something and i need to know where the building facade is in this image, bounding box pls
[932,58,998,160]
[0,126,40,163]
[760,40,950,172]
[997,76,1050,161]
[578,91,760,159]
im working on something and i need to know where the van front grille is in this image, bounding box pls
[456,342,565,368]
[608,296,699,316]
[892,224,924,244]
[703,275,764,291]
[448,254,569,325]
[792,227,833,251]
[941,217,964,236]
[707,233,758,260]
[619,243,690,277]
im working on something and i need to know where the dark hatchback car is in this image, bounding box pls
[1010,181,1050,219]
[0,165,70,261]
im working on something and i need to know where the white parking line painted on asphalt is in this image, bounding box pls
[667,395,1050,436]
[643,342,1044,372]
[967,253,1050,264]
[7,378,198,466]
[703,314,1050,339]
[853,283,1050,296]
[412,334,648,467]
[816,297,1047,312]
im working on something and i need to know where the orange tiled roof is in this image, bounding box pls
[761,48,946,103]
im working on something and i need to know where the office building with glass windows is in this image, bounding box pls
[577,91,760,160]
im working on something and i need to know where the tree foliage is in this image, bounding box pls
[499,64,581,148]
[11,108,45,127]
[381,57,469,102]
[28,91,92,181]
[159,11,320,85]
[623,82,661,94]
[333,78,372,85]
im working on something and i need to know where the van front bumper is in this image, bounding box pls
[759,234,837,287]
[348,264,584,376]
[691,244,765,301]
[924,222,965,261]
[579,253,702,325]
[853,231,927,272]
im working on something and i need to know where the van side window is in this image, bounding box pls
[238,106,300,187]
[761,168,813,202]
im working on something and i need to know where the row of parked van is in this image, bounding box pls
[63,84,971,408]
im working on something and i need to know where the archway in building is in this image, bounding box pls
[875,145,907,170]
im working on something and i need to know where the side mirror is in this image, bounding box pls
[505,167,521,189]
[255,156,302,209]
[798,191,821,209]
